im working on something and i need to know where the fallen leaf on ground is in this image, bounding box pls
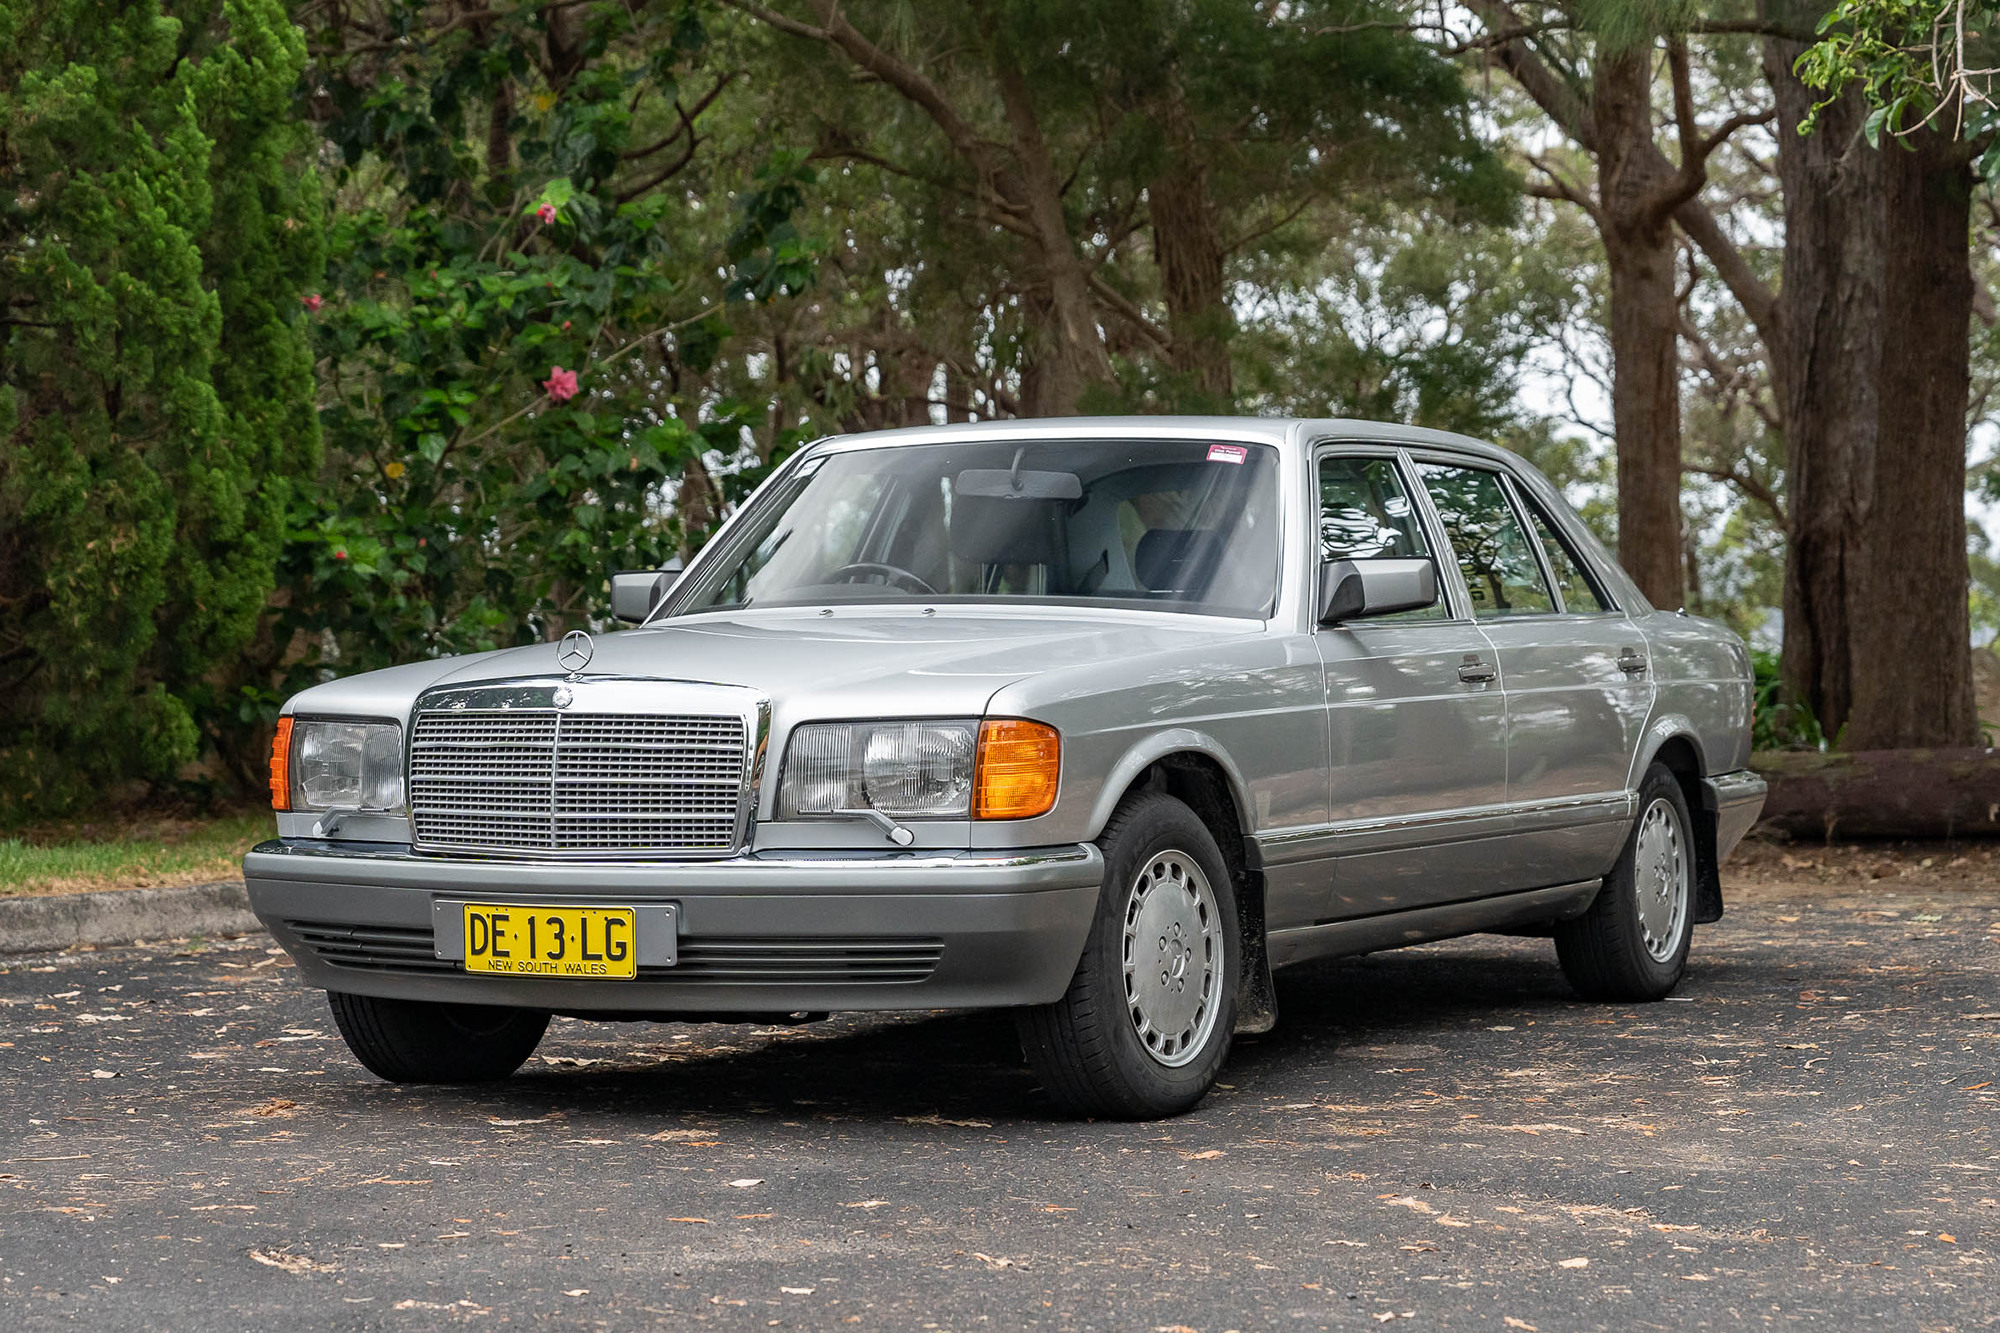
[488,1114,564,1126]
[843,1200,890,1209]
[1505,1321,1538,1331]
[781,1286,815,1294]
[245,1098,298,1118]
[898,1114,992,1128]
[248,1249,336,1275]
[971,1253,1025,1270]
[1558,1257,1589,1269]
[666,1217,710,1224]
[728,1178,763,1188]
[1178,1149,1226,1160]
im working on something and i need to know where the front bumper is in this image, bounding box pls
[245,840,1103,1015]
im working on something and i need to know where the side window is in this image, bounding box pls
[1414,463,1556,618]
[1520,495,1610,613]
[1317,454,1442,620]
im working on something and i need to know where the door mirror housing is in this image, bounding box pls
[610,559,684,623]
[1317,558,1439,625]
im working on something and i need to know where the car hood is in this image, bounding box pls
[283,609,1265,721]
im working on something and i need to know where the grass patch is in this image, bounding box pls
[0,811,272,896]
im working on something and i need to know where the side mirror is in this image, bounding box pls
[610,559,684,623]
[1317,558,1438,625]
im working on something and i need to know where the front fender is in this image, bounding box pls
[1083,727,1256,843]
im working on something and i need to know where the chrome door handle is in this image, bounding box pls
[1618,651,1649,675]
[1457,658,1497,683]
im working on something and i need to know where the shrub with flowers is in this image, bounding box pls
[247,1,815,725]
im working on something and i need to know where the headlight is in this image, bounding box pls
[776,718,1059,821]
[270,718,405,813]
[778,720,976,819]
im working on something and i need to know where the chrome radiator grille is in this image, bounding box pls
[409,709,749,858]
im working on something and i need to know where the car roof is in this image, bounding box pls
[808,416,1520,468]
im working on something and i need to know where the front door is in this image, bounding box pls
[1308,450,1510,921]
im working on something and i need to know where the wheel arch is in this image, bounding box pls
[1089,732,1276,1036]
[1636,723,1724,925]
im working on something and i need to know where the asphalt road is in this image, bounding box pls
[2,889,1997,1332]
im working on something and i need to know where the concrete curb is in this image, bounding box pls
[0,880,262,955]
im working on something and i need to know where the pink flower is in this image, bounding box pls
[333,548,348,561]
[536,203,557,225]
[301,293,323,312]
[543,365,579,402]
[560,320,571,331]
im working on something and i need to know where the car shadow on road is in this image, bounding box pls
[325,938,1604,1124]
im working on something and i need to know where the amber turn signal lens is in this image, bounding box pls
[268,717,294,811]
[973,719,1060,819]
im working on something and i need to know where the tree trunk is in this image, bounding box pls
[1763,26,1977,749]
[1752,749,2000,839]
[992,40,1114,417]
[1149,161,1233,406]
[1148,84,1233,406]
[1595,46,1687,611]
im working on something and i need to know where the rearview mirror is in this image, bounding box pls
[1317,558,1438,625]
[611,559,684,623]
[954,468,1084,501]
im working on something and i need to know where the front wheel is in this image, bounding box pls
[1554,763,1696,1001]
[328,992,549,1083]
[1017,792,1239,1119]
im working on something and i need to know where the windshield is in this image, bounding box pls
[669,437,1282,619]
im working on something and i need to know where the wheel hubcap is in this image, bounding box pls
[1121,849,1222,1068]
[1633,797,1690,963]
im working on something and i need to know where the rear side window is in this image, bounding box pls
[1520,495,1611,613]
[1414,463,1556,618]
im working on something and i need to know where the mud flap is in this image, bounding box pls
[1692,783,1726,925]
[1233,837,1278,1035]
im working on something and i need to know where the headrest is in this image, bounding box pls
[1135,528,1224,593]
[950,494,1064,566]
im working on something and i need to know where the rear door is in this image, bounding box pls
[1309,448,1510,921]
[1410,457,1651,890]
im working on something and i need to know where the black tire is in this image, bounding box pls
[327,992,549,1083]
[1017,791,1240,1120]
[1554,763,1697,1001]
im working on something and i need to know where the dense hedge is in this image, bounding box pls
[0,0,323,819]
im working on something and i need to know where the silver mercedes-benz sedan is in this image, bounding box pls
[245,417,1764,1119]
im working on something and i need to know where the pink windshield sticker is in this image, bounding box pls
[1207,444,1248,465]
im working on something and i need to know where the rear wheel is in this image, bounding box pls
[1554,763,1695,1001]
[328,992,549,1083]
[1017,791,1239,1119]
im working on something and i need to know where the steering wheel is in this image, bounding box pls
[824,562,938,595]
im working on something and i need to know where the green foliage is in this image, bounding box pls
[240,1,815,747]
[1798,1,2000,174]
[1751,649,1828,751]
[0,0,321,821]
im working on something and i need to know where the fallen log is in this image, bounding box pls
[1752,748,2000,841]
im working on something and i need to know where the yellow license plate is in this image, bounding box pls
[462,904,637,980]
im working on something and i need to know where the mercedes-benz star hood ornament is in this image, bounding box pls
[556,629,594,676]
